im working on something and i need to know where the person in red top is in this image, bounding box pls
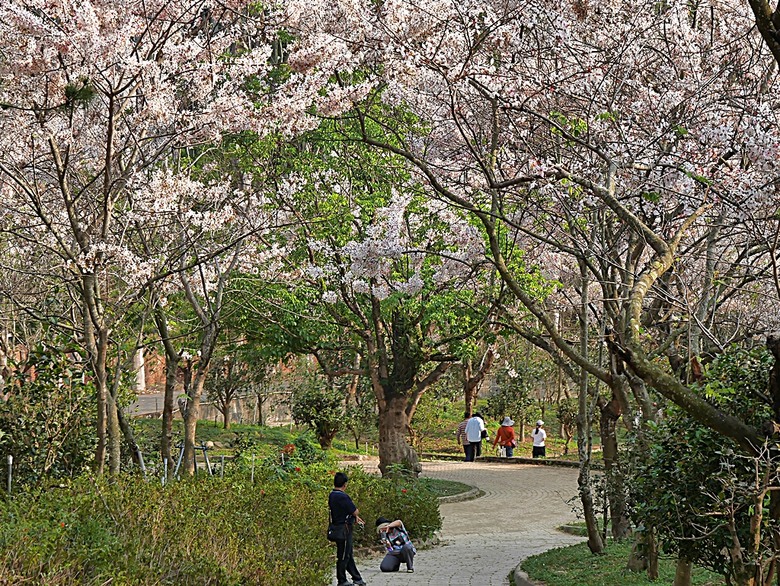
[493,416,517,457]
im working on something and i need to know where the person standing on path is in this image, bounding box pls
[465,412,486,460]
[455,412,472,461]
[532,420,547,458]
[329,472,367,586]
[493,417,517,457]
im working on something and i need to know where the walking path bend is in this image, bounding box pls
[347,460,586,586]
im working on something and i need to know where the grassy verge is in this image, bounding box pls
[131,414,593,470]
[521,540,725,586]
[422,478,474,497]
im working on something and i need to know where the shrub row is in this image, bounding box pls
[0,454,440,585]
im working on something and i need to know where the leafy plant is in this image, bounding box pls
[0,341,96,487]
[625,347,777,584]
[290,375,345,448]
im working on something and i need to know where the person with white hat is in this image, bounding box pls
[532,420,547,458]
[493,416,517,457]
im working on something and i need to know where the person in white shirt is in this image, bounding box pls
[532,420,547,458]
[464,412,487,461]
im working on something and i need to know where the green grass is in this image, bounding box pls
[130,404,594,465]
[522,540,725,586]
[422,478,474,497]
[132,418,302,456]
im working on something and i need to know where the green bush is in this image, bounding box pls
[625,346,776,583]
[0,473,330,585]
[0,341,96,487]
[339,465,442,548]
[0,461,442,585]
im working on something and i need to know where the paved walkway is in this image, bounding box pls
[344,460,586,586]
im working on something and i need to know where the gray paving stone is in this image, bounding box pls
[334,460,585,586]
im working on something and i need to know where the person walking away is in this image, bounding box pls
[455,412,472,461]
[532,420,547,458]
[329,472,366,586]
[476,412,489,457]
[376,517,416,573]
[465,412,486,460]
[493,416,517,457]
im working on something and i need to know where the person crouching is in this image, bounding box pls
[375,516,416,573]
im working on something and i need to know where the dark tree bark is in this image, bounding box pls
[745,0,780,67]
[673,557,692,586]
[463,346,496,415]
[597,392,631,540]
[577,258,604,554]
[154,305,180,474]
[378,394,420,475]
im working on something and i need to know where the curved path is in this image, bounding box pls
[347,460,586,586]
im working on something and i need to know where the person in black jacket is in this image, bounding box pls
[328,472,366,586]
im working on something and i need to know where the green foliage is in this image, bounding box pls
[555,397,579,451]
[344,383,377,449]
[522,540,724,586]
[290,376,345,448]
[0,473,330,585]
[339,465,442,547]
[0,462,442,585]
[206,354,251,428]
[625,346,776,582]
[409,387,458,453]
[0,342,96,486]
[291,431,327,464]
[550,110,588,146]
[627,415,772,579]
[698,346,774,421]
[484,364,536,425]
[63,78,96,105]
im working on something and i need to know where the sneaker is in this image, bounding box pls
[352,581,367,586]
[407,568,414,573]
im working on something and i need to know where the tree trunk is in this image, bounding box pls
[117,408,144,471]
[106,372,122,476]
[97,325,119,476]
[464,361,477,416]
[648,527,659,580]
[463,347,495,416]
[161,350,176,471]
[598,393,631,540]
[378,394,421,476]
[84,276,107,475]
[317,427,337,449]
[673,557,692,586]
[182,368,207,475]
[767,335,780,586]
[154,307,179,473]
[768,492,780,586]
[627,534,648,572]
[577,257,604,553]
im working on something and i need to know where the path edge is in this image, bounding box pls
[437,486,482,503]
[512,565,538,586]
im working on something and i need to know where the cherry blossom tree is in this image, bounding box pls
[0,0,343,474]
[282,0,780,561]
[232,123,504,474]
